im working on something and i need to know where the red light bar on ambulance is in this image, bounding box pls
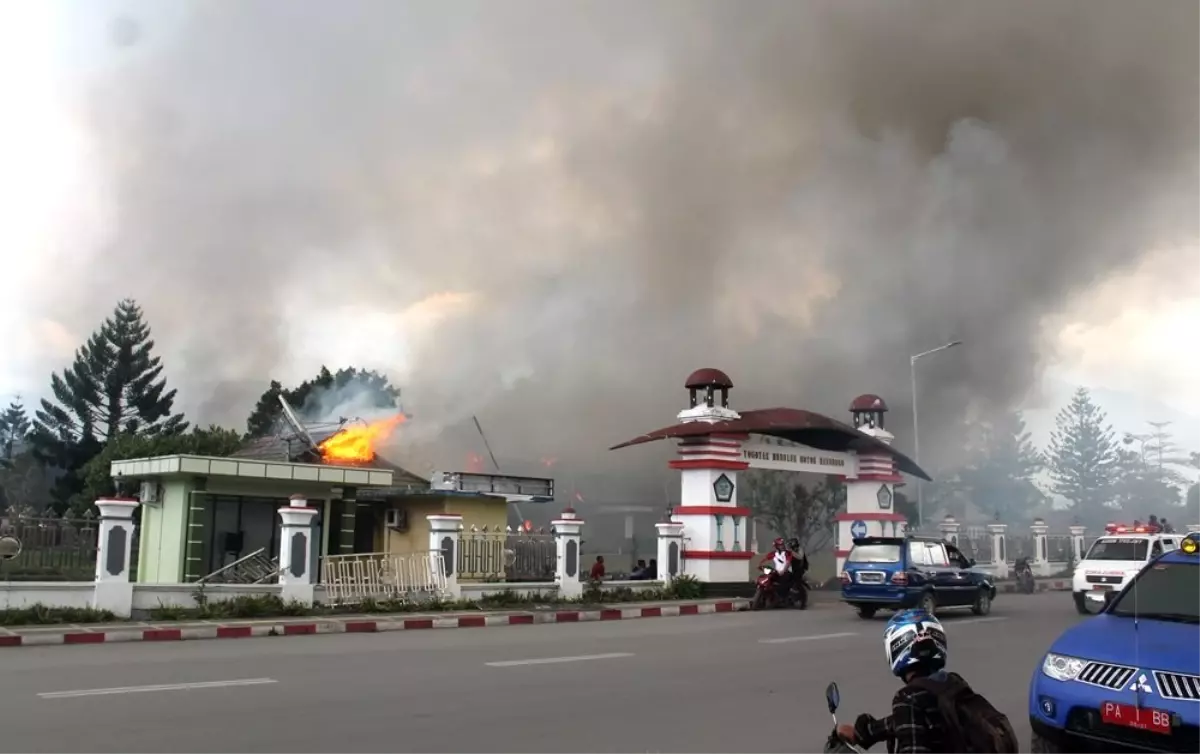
[1104,522,1161,534]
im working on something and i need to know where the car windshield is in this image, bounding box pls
[848,544,901,563]
[1108,561,1199,623]
[1084,538,1148,561]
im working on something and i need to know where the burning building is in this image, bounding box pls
[111,408,555,585]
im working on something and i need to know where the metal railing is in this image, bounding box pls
[197,548,280,584]
[0,511,98,581]
[321,550,448,606]
[457,526,556,582]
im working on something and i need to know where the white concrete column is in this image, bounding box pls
[655,519,685,585]
[278,494,319,605]
[987,523,1009,579]
[1068,525,1087,564]
[427,514,463,599]
[939,514,961,548]
[552,507,586,599]
[1030,518,1051,577]
[93,497,139,617]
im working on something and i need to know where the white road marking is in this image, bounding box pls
[759,631,859,645]
[38,678,278,699]
[486,652,635,667]
[949,616,1008,626]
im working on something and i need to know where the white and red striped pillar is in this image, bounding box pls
[669,434,756,583]
[834,447,907,577]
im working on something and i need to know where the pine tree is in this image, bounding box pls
[245,366,401,437]
[0,401,31,462]
[30,299,188,504]
[1047,387,1119,512]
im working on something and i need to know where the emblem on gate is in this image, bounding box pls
[713,474,735,503]
[876,485,893,510]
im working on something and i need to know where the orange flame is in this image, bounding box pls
[319,415,406,464]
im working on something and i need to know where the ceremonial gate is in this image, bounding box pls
[611,368,930,590]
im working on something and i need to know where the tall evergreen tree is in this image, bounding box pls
[29,299,187,504]
[1046,387,1119,513]
[245,366,401,437]
[0,401,31,462]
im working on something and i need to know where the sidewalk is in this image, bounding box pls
[0,598,750,649]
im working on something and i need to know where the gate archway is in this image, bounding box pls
[611,368,931,590]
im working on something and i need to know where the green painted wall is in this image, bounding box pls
[136,478,192,583]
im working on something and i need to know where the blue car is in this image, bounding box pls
[840,535,996,619]
[1029,533,1200,753]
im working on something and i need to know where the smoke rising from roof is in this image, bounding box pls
[34,0,1200,492]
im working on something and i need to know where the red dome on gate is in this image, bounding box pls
[849,394,888,412]
[684,368,733,390]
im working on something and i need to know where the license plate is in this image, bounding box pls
[1100,702,1172,734]
[1092,585,1113,592]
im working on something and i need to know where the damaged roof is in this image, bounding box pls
[230,436,429,488]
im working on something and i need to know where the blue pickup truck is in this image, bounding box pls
[1028,533,1199,753]
[840,535,997,619]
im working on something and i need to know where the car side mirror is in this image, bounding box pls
[1083,592,1107,615]
[965,558,976,568]
[826,682,840,714]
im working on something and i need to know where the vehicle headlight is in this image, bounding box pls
[1042,653,1087,682]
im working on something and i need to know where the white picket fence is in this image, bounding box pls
[320,550,449,606]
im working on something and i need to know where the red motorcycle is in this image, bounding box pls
[752,565,809,610]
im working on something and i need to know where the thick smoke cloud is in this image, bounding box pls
[36,0,1200,497]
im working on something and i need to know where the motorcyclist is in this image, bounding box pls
[834,610,1016,753]
[787,537,810,576]
[787,537,810,606]
[759,537,796,600]
[1013,556,1034,592]
[837,610,952,752]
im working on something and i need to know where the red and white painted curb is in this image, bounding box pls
[0,600,749,649]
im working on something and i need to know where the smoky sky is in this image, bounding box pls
[34,0,1200,494]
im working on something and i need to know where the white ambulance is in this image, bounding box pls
[1071,522,1185,614]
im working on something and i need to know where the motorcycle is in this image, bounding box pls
[751,565,809,610]
[824,681,868,753]
[1013,558,1035,594]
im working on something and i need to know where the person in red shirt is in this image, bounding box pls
[758,537,797,601]
[759,537,794,575]
[589,555,606,581]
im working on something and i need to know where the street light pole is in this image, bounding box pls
[909,340,962,530]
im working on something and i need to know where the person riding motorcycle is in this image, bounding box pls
[787,537,810,577]
[837,610,953,752]
[758,537,798,601]
[834,610,1016,753]
[1012,557,1035,593]
[787,537,810,606]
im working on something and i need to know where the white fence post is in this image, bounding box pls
[93,497,139,617]
[1068,524,1087,564]
[655,517,685,585]
[427,514,463,599]
[278,494,318,605]
[939,514,960,548]
[987,522,1008,579]
[1030,518,1050,577]
[552,507,585,599]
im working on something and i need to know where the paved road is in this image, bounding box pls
[0,592,1081,753]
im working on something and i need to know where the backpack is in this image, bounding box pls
[909,673,1019,753]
